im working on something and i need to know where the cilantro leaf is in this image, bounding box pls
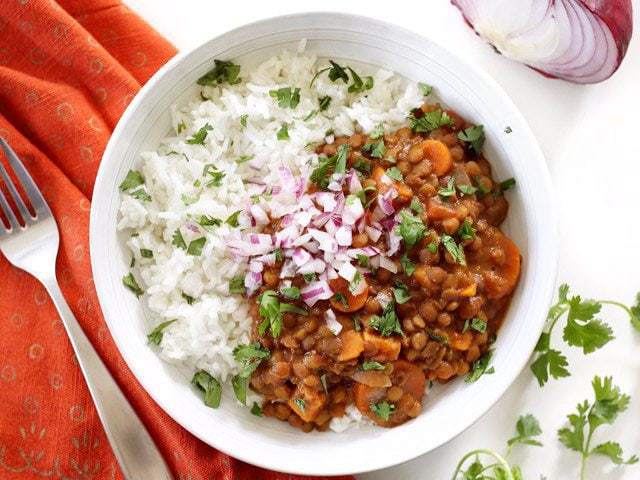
[361,361,385,371]
[119,170,144,191]
[458,124,485,155]
[192,370,222,408]
[198,215,222,228]
[197,59,241,86]
[280,286,300,300]
[418,82,433,96]
[385,167,403,181]
[187,237,206,256]
[122,273,143,297]
[229,275,246,295]
[251,402,263,416]
[370,123,384,139]
[392,282,411,304]
[172,229,187,250]
[276,123,289,140]
[530,348,570,387]
[592,442,639,465]
[507,414,543,449]
[147,319,177,346]
[401,254,416,276]
[408,108,453,133]
[130,188,151,202]
[441,234,466,265]
[226,210,242,227]
[438,177,456,198]
[370,401,395,421]
[465,350,494,383]
[369,301,403,337]
[410,197,424,214]
[269,86,301,109]
[319,95,331,111]
[397,209,426,250]
[186,123,213,145]
[361,140,386,159]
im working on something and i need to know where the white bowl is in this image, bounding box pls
[90,12,558,476]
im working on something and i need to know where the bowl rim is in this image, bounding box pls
[90,11,559,476]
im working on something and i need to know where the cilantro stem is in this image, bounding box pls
[451,449,513,480]
[599,301,640,331]
[580,426,596,480]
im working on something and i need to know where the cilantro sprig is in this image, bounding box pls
[310,60,374,94]
[558,376,638,479]
[368,301,403,337]
[257,290,308,338]
[531,284,640,387]
[452,414,543,480]
[231,342,271,405]
[408,108,453,133]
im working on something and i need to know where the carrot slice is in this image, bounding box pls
[426,197,457,220]
[483,231,521,299]
[329,277,368,312]
[422,140,452,176]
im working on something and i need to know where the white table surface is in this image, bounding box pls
[123,1,640,478]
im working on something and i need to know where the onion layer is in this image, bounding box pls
[451,0,633,83]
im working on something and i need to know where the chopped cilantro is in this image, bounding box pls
[130,188,151,202]
[361,140,386,159]
[140,248,153,258]
[276,123,289,140]
[251,402,263,416]
[186,123,213,145]
[438,177,456,198]
[386,167,403,181]
[147,319,176,345]
[197,59,241,86]
[361,361,385,371]
[198,215,222,228]
[119,170,144,191]
[370,123,384,139]
[401,254,416,276]
[172,229,187,250]
[226,210,242,227]
[410,197,424,214]
[192,370,222,408]
[356,254,370,268]
[370,401,395,421]
[418,82,433,96]
[465,350,495,383]
[441,234,466,265]
[269,86,301,109]
[457,219,476,241]
[229,275,246,295]
[294,398,306,412]
[237,155,254,164]
[458,125,485,155]
[408,108,453,133]
[122,273,143,297]
[182,293,196,305]
[397,209,427,250]
[187,237,206,256]
[369,301,404,337]
[240,114,248,127]
[392,282,411,304]
[333,292,349,309]
[280,286,301,300]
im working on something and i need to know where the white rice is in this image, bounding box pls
[117,49,423,428]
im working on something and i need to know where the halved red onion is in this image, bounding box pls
[301,280,333,306]
[451,0,633,84]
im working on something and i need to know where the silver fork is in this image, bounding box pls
[0,138,173,480]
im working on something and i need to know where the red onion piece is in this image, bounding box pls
[325,309,343,335]
[451,0,632,83]
[301,281,333,306]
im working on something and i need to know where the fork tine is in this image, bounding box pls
[0,187,20,231]
[0,137,51,219]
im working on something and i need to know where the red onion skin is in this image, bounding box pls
[451,0,633,84]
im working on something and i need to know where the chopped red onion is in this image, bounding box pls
[375,291,392,309]
[244,271,262,295]
[250,204,270,225]
[348,169,363,193]
[325,309,343,335]
[335,225,353,247]
[343,195,364,225]
[301,280,333,306]
[338,261,357,282]
[309,228,338,253]
[292,247,312,267]
[298,258,327,275]
[365,225,382,242]
[378,255,398,273]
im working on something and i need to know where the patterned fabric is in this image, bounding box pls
[0,2,353,479]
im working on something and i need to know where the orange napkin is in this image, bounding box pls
[0,2,353,479]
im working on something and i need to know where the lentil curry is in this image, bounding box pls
[237,103,520,431]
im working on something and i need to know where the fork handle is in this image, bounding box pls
[43,278,173,480]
